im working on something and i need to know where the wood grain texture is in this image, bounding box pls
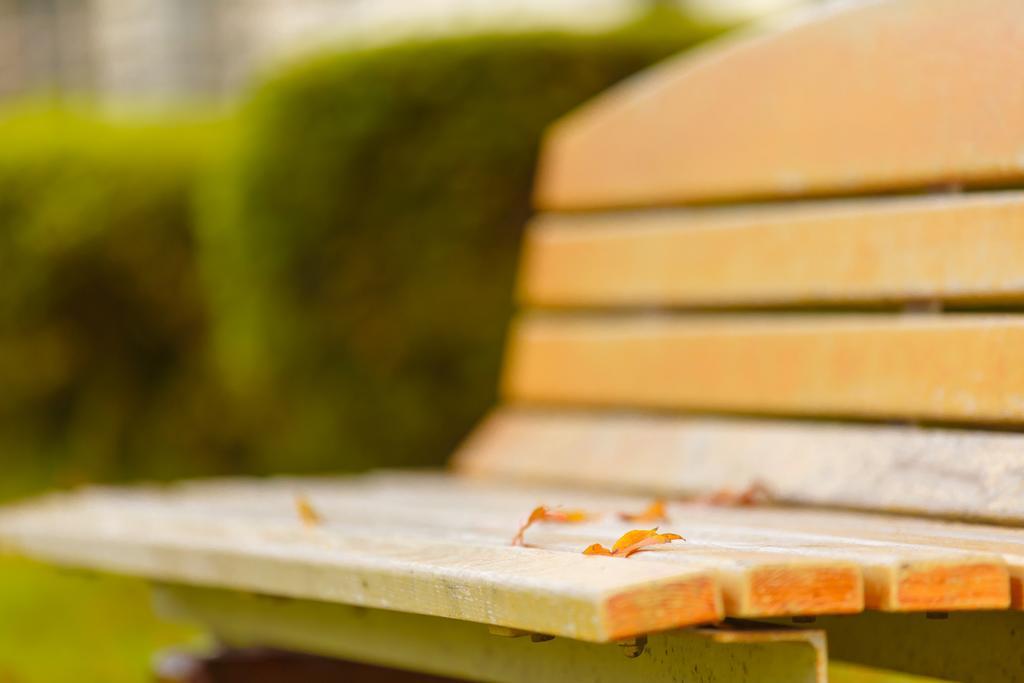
[535,0,1024,209]
[669,503,1024,610]
[521,192,1024,308]
[504,314,1024,424]
[0,489,721,642]
[453,409,1024,524]
[155,585,828,683]
[6,475,1011,618]
[0,478,865,623]
[299,474,1003,613]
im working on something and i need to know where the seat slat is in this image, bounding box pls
[454,409,1024,524]
[0,489,721,642]
[504,314,1024,424]
[280,475,1004,613]
[274,474,1020,611]
[0,481,864,623]
[536,0,1024,209]
[522,193,1024,308]
[7,476,1016,622]
[158,481,861,618]
[671,505,1024,610]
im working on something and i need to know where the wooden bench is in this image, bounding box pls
[6,0,1024,680]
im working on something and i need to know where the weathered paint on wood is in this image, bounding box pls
[670,503,1024,610]
[0,479,869,623]
[535,0,1024,209]
[154,584,827,683]
[521,192,1024,308]
[301,474,1005,613]
[454,409,1024,524]
[7,475,1014,620]
[504,314,1024,424]
[0,490,722,642]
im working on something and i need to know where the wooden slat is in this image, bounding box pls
[155,585,828,683]
[169,481,862,617]
[19,475,1011,615]
[453,409,1024,524]
[535,0,1024,209]
[521,192,1024,308]
[0,479,866,623]
[0,489,722,642]
[669,504,1024,610]
[336,474,1014,611]
[504,314,1024,424]
[295,475,1003,613]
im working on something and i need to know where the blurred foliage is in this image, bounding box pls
[0,11,719,492]
[199,16,716,474]
[0,21,723,682]
[0,107,243,489]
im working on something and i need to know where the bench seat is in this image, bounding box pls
[1,473,1017,641]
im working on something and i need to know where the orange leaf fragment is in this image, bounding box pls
[583,527,685,558]
[619,499,667,523]
[583,543,613,556]
[511,505,594,546]
[699,481,773,507]
[295,494,323,528]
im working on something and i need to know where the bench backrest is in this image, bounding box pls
[454,0,1024,525]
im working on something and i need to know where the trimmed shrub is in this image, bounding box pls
[0,107,235,488]
[200,15,717,474]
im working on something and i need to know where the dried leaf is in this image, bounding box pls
[295,494,322,528]
[512,505,594,546]
[619,499,667,523]
[615,529,684,558]
[583,543,613,556]
[612,528,662,553]
[700,481,773,507]
[582,527,685,558]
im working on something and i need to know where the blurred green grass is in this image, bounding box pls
[0,556,199,683]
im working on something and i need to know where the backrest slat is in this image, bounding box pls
[535,0,1024,210]
[453,409,1024,525]
[522,192,1024,309]
[503,315,1024,424]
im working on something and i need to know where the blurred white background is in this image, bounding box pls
[0,0,813,105]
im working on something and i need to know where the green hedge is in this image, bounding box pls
[200,16,715,474]
[0,108,237,489]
